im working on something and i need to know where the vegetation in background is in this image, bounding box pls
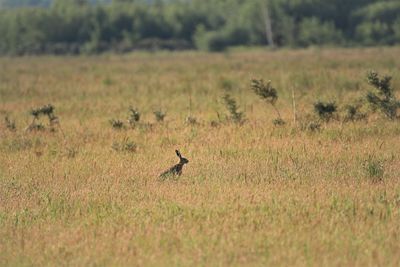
[0,0,399,54]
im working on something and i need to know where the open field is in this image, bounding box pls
[1,47,400,266]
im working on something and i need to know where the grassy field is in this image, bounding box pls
[1,47,400,266]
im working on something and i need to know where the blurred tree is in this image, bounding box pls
[298,17,343,46]
[0,0,399,54]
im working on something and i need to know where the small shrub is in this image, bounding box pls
[109,119,125,130]
[137,122,154,132]
[273,118,286,126]
[251,79,278,104]
[112,138,137,153]
[363,156,384,182]
[222,94,244,124]
[314,101,337,122]
[4,116,16,131]
[27,104,60,132]
[30,108,41,119]
[210,120,219,127]
[186,116,198,125]
[40,104,54,117]
[103,77,114,86]
[366,70,400,120]
[251,79,285,124]
[154,110,166,122]
[28,123,46,132]
[306,121,321,132]
[2,137,33,152]
[343,103,367,122]
[128,107,141,126]
[65,148,78,159]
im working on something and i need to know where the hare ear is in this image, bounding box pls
[175,150,181,158]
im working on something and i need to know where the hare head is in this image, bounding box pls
[176,150,189,164]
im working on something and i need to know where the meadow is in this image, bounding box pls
[1,47,400,266]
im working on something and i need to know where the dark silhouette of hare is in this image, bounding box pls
[159,150,189,180]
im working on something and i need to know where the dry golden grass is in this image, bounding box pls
[1,47,400,266]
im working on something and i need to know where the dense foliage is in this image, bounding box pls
[0,0,399,55]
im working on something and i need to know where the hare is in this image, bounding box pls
[159,150,189,180]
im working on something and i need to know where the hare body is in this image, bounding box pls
[159,150,189,180]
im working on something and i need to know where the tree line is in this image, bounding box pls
[0,0,399,55]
